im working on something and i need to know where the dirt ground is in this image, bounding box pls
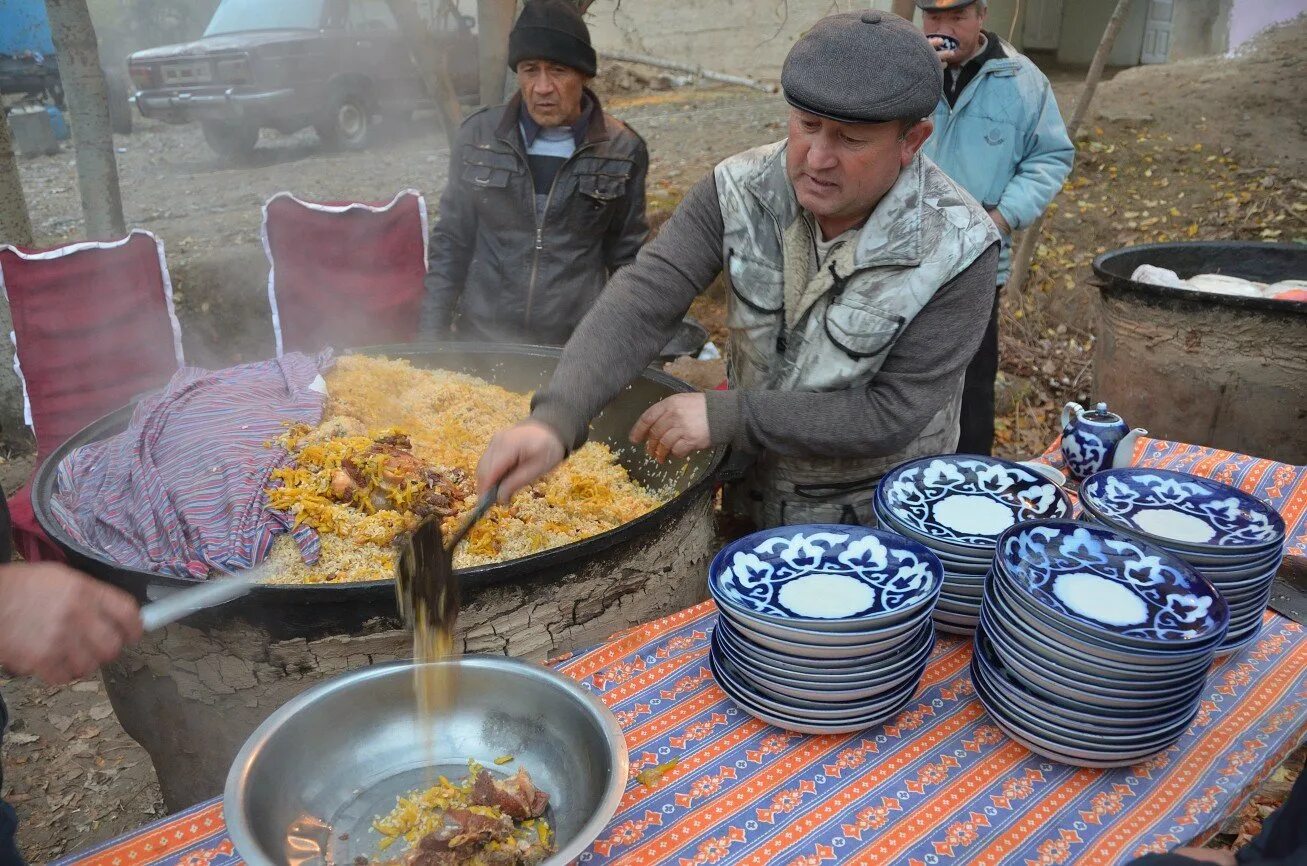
[3,17,1305,862]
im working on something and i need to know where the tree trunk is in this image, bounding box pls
[1007,0,1135,296]
[478,0,516,107]
[0,111,34,248]
[46,0,126,241]
[0,110,31,443]
[384,0,464,140]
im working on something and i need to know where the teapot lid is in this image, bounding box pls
[1083,402,1121,423]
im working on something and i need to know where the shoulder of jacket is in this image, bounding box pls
[995,47,1053,86]
[459,103,504,133]
[601,113,648,151]
[919,157,1000,241]
[715,140,786,177]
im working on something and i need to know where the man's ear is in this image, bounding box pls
[901,118,935,166]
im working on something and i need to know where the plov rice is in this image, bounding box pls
[264,356,665,584]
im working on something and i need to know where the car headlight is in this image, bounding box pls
[128,63,155,90]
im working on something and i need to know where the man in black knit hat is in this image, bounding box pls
[420,0,649,345]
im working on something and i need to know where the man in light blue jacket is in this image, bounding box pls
[918,0,1074,454]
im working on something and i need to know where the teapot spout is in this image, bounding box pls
[1113,428,1148,468]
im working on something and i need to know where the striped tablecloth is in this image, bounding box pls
[57,439,1307,866]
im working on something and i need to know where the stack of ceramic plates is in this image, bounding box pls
[872,456,1073,634]
[1079,469,1286,654]
[976,519,1229,768]
[707,525,943,735]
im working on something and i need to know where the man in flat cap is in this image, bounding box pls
[420,0,649,345]
[917,0,1074,455]
[476,11,1000,527]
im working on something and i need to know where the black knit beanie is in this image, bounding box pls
[508,0,597,77]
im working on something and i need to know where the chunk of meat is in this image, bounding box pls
[375,432,412,449]
[331,468,358,499]
[469,768,549,821]
[445,808,513,849]
[371,444,427,486]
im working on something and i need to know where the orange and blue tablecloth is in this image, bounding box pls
[56,439,1307,866]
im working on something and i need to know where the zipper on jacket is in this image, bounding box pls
[524,142,595,329]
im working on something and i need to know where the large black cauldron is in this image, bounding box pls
[32,344,724,809]
[1091,242,1306,464]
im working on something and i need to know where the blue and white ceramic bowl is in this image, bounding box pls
[978,609,1207,709]
[1080,470,1285,555]
[970,651,1202,768]
[715,630,934,704]
[708,525,943,631]
[876,456,1072,555]
[714,615,929,673]
[973,630,1203,731]
[715,598,929,652]
[985,571,1220,665]
[993,521,1229,648]
[709,653,919,736]
[712,647,924,721]
[981,585,1215,682]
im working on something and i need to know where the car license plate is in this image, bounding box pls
[161,60,213,85]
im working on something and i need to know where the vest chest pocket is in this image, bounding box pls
[725,251,783,385]
[824,297,906,360]
[461,148,520,189]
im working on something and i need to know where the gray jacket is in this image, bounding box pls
[420,91,649,345]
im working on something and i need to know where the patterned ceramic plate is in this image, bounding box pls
[876,456,1072,552]
[708,525,942,628]
[1080,469,1285,554]
[994,520,1229,646]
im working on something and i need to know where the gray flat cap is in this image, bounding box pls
[782,11,942,124]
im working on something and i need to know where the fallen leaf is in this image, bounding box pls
[75,726,102,740]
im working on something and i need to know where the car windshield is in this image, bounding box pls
[204,0,325,36]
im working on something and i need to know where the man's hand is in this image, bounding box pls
[630,393,712,463]
[1167,849,1236,866]
[477,420,567,503]
[927,35,959,65]
[0,563,142,685]
[987,208,1012,236]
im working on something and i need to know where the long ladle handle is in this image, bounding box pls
[444,485,500,553]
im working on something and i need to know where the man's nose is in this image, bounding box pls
[806,137,839,170]
[532,75,556,95]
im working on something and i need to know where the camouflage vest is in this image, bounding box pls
[714,141,998,527]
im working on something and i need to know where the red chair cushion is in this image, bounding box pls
[263,190,428,355]
[0,231,183,464]
[8,481,65,564]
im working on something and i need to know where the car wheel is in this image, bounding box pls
[201,120,259,162]
[106,73,133,135]
[315,93,371,150]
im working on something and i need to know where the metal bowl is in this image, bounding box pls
[224,656,628,866]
